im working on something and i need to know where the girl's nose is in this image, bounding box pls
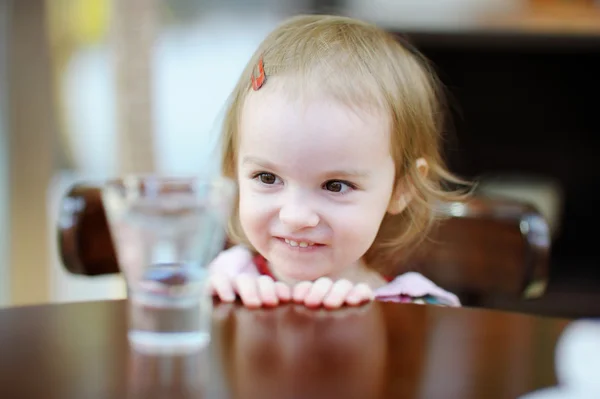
[279,200,320,230]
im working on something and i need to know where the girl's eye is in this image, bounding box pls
[256,173,279,185]
[324,180,354,194]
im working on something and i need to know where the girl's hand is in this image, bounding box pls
[208,246,291,308]
[209,273,292,309]
[292,278,375,309]
[210,275,374,309]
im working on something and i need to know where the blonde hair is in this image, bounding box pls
[220,14,469,273]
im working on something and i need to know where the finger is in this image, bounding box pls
[275,282,291,302]
[234,275,261,308]
[345,283,374,306]
[209,274,236,302]
[293,281,313,303]
[257,275,278,307]
[304,277,334,308]
[323,279,354,309]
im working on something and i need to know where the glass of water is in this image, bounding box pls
[102,175,236,354]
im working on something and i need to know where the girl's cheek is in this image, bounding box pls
[240,192,273,220]
[248,197,276,218]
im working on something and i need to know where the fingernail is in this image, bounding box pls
[293,292,304,303]
[265,298,279,307]
[279,293,290,302]
[224,293,236,302]
[245,298,261,309]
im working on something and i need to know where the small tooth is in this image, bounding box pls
[289,240,299,247]
[285,239,290,244]
[299,242,308,248]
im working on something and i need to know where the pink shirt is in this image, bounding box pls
[209,245,461,307]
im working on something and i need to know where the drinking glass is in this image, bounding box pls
[102,175,236,354]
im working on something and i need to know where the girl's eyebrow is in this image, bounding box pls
[322,169,371,179]
[243,156,370,179]
[241,156,277,170]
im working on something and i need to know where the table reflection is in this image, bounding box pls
[118,301,569,399]
[213,303,398,399]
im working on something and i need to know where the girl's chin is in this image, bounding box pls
[270,265,330,284]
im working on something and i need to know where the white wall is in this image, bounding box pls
[344,0,521,30]
[49,8,288,303]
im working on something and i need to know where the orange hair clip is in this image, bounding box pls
[251,57,266,91]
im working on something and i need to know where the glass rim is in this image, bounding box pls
[105,174,235,185]
[102,174,237,196]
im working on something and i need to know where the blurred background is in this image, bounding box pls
[1,0,600,314]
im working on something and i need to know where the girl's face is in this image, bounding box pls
[236,86,399,283]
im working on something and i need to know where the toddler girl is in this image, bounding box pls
[209,14,467,309]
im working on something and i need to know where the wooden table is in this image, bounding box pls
[0,300,570,398]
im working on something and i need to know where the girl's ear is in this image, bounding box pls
[387,158,429,215]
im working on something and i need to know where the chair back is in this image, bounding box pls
[403,196,550,303]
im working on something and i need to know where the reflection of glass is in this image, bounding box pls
[215,304,388,399]
[102,175,235,354]
[126,348,210,399]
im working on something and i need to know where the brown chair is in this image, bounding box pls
[58,182,120,276]
[57,183,550,307]
[403,197,550,305]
